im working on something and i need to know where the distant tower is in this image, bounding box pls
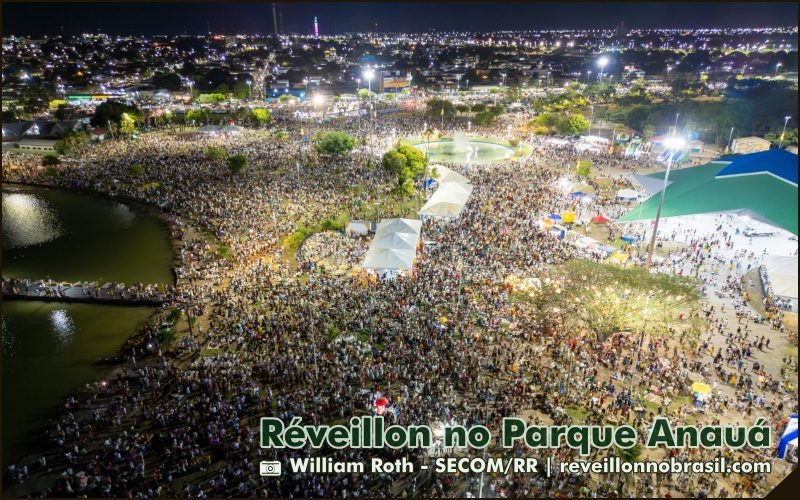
[272,3,279,35]
[314,17,319,37]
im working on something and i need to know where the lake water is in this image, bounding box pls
[1,185,173,464]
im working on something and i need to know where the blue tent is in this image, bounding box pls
[569,191,585,198]
[548,214,561,220]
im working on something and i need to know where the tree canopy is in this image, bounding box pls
[315,131,356,156]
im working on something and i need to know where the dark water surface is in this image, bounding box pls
[2,185,173,464]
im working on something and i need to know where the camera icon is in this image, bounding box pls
[260,461,282,477]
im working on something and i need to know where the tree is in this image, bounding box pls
[233,81,250,100]
[207,146,226,160]
[119,112,138,136]
[474,110,497,127]
[197,93,226,104]
[381,149,407,177]
[533,113,560,132]
[91,100,140,128]
[315,131,356,156]
[152,72,182,91]
[128,164,145,177]
[227,154,249,174]
[185,108,210,124]
[426,98,456,120]
[576,160,593,178]
[54,131,89,154]
[41,154,61,166]
[557,114,590,136]
[395,145,427,178]
[278,94,299,104]
[250,108,271,126]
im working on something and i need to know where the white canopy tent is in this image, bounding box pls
[762,255,798,300]
[363,218,422,277]
[617,188,640,200]
[421,165,473,219]
[431,164,470,185]
[420,182,474,218]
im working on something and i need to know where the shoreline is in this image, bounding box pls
[1,180,191,469]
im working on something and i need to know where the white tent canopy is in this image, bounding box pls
[431,165,470,185]
[195,125,221,134]
[763,255,799,299]
[617,188,640,200]
[363,247,417,270]
[363,218,422,273]
[420,182,474,218]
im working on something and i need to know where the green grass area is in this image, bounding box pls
[565,406,590,423]
[283,215,348,254]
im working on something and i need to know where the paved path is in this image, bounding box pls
[2,277,169,306]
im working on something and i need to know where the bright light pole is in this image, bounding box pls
[245,80,252,100]
[646,135,685,268]
[598,56,609,81]
[465,78,469,90]
[363,68,374,97]
[456,74,462,90]
[775,63,782,75]
[666,65,672,80]
[779,116,791,148]
[500,72,507,87]
[673,113,680,135]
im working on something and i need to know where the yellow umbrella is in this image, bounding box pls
[561,211,576,224]
[691,382,711,395]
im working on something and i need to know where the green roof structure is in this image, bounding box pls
[618,160,798,235]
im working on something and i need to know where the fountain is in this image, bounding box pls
[413,135,515,164]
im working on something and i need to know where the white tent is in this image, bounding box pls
[363,218,422,274]
[431,165,470,185]
[420,182,474,218]
[219,125,244,134]
[372,231,419,250]
[762,255,799,299]
[195,125,221,134]
[617,188,640,200]
[374,218,422,239]
[363,247,417,270]
[346,220,370,236]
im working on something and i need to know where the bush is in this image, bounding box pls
[207,146,226,160]
[576,160,593,178]
[315,131,356,156]
[41,154,61,167]
[509,138,520,148]
[227,154,249,174]
[128,164,145,177]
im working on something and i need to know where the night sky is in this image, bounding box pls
[2,1,798,36]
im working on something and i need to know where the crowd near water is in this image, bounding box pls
[1,111,796,498]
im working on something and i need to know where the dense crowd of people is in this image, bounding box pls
[2,109,796,498]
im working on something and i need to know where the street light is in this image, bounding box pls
[780,116,791,148]
[465,78,469,90]
[598,56,609,80]
[666,65,671,80]
[646,135,685,268]
[500,72,507,87]
[245,80,252,100]
[363,68,375,96]
[775,63,782,75]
